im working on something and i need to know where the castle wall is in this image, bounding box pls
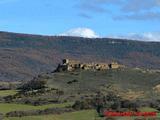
[111,62,120,69]
[56,59,124,72]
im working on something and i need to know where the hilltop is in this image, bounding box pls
[1,59,160,119]
[0,31,160,81]
[1,65,160,106]
[32,66,160,101]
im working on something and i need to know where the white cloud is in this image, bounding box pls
[60,28,99,38]
[109,32,160,42]
[59,28,160,42]
[78,0,160,21]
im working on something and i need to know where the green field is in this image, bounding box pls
[3,110,160,120]
[0,102,73,114]
[0,90,17,97]
[139,107,159,112]
[4,110,96,120]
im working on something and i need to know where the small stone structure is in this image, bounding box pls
[56,59,125,72]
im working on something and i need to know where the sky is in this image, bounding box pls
[0,0,160,41]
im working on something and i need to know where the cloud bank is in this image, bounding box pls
[109,32,160,42]
[60,28,99,38]
[78,0,160,21]
[59,28,160,42]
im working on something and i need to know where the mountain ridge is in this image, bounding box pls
[1,30,159,43]
[0,31,160,81]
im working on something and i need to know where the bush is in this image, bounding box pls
[4,95,14,103]
[72,92,122,116]
[19,79,47,92]
[72,100,93,110]
[6,108,74,117]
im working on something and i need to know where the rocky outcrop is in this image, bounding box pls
[55,59,125,72]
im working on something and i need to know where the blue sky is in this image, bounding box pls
[0,0,160,41]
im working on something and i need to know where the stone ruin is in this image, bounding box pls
[55,59,125,72]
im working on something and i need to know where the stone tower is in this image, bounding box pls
[62,59,69,65]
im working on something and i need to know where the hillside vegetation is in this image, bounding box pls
[0,31,160,81]
[43,68,160,100]
[0,68,160,119]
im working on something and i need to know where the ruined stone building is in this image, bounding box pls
[55,59,125,72]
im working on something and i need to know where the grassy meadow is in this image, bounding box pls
[0,90,18,97]
[4,110,96,120]
[0,102,73,114]
[3,109,160,120]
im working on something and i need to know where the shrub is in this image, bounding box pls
[4,95,13,103]
[72,100,93,110]
[19,79,47,92]
[6,108,74,117]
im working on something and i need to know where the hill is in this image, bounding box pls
[45,68,160,100]
[7,67,160,104]
[1,65,160,119]
[0,31,160,81]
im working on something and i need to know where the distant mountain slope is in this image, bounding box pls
[0,31,160,81]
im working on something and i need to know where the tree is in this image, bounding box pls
[19,79,47,92]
